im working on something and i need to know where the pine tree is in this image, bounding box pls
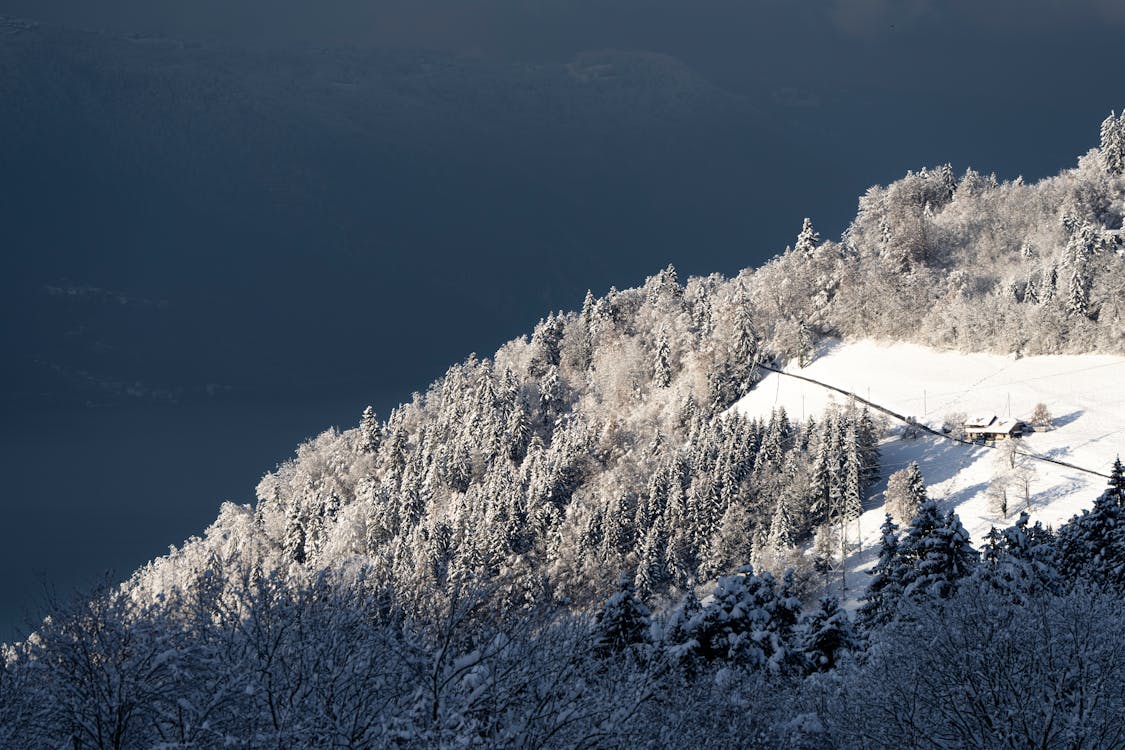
[635,519,669,600]
[359,406,381,454]
[685,566,780,667]
[657,264,682,301]
[799,596,856,673]
[807,430,832,526]
[773,569,802,641]
[1100,110,1125,175]
[885,461,926,525]
[691,290,713,338]
[794,217,821,254]
[528,314,565,376]
[654,330,672,387]
[505,403,531,463]
[841,415,864,525]
[760,407,791,466]
[578,289,598,370]
[812,523,838,588]
[592,574,651,658]
[1106,456,1125,507]
[731,302,759,393]
[766,495,795,555]
[1042,264,1058,303]
[1055,488,1125,590]
[980,525,1005,566]
[283,507,308,566]
[1066,264,1089,319]
[601,493,635,563]
[897,500,978,601]
[857,515,901,629]
[902,460,925,505]
[539,365,564,427]
[797,321,813,368]
[449,441,473,492]
[857,407,882,488]
[762,568,804,675]
[383,422,409,475]
[976,513,1061,603]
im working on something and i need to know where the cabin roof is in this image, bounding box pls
[964,414,996,428]
[965,417,1022,435]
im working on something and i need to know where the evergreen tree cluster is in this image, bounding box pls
[1101,110,1125,176]
[129,291,883,615]
[860,463,1125,629]
[656,566,854,676]
[750,113,1125,355]
[7,469,1125,747]
[125,111,1125,620]
[857,500,977,628]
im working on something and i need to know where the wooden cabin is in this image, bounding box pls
[963,414,1024,441]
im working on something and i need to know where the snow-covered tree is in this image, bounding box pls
[653,329,672,387]
[1106,456,1125,508]
[591,574,652,658]
[1100,109,1125,175]
[359,405,381,454]
[897,500,978,601]
[798,595,856,673]
[797,320,813,368]
[987,473,1010,518]
[975,513,1060,603]
[794,217,820,254]
[884,461,926,526]
[839,415,865,560]
[1056,466,1125,590]
[680,566,790,669]
[857,514,902,629]
[1030,402,1053,429]
[1066,264,1090,319]
[730,301,760,394]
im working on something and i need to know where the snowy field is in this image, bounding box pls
[732,339,1125,595]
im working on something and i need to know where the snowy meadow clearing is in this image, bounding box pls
[735,339,1125,595]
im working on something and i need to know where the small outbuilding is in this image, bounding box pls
[963,414,1024,441]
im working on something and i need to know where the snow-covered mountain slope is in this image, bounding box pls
[733,339,1125,590]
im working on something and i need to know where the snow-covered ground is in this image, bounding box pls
[732,339,1125,596]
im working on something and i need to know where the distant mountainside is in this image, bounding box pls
[118,111,1125,617]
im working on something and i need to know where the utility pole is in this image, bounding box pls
[829,480,848,599]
